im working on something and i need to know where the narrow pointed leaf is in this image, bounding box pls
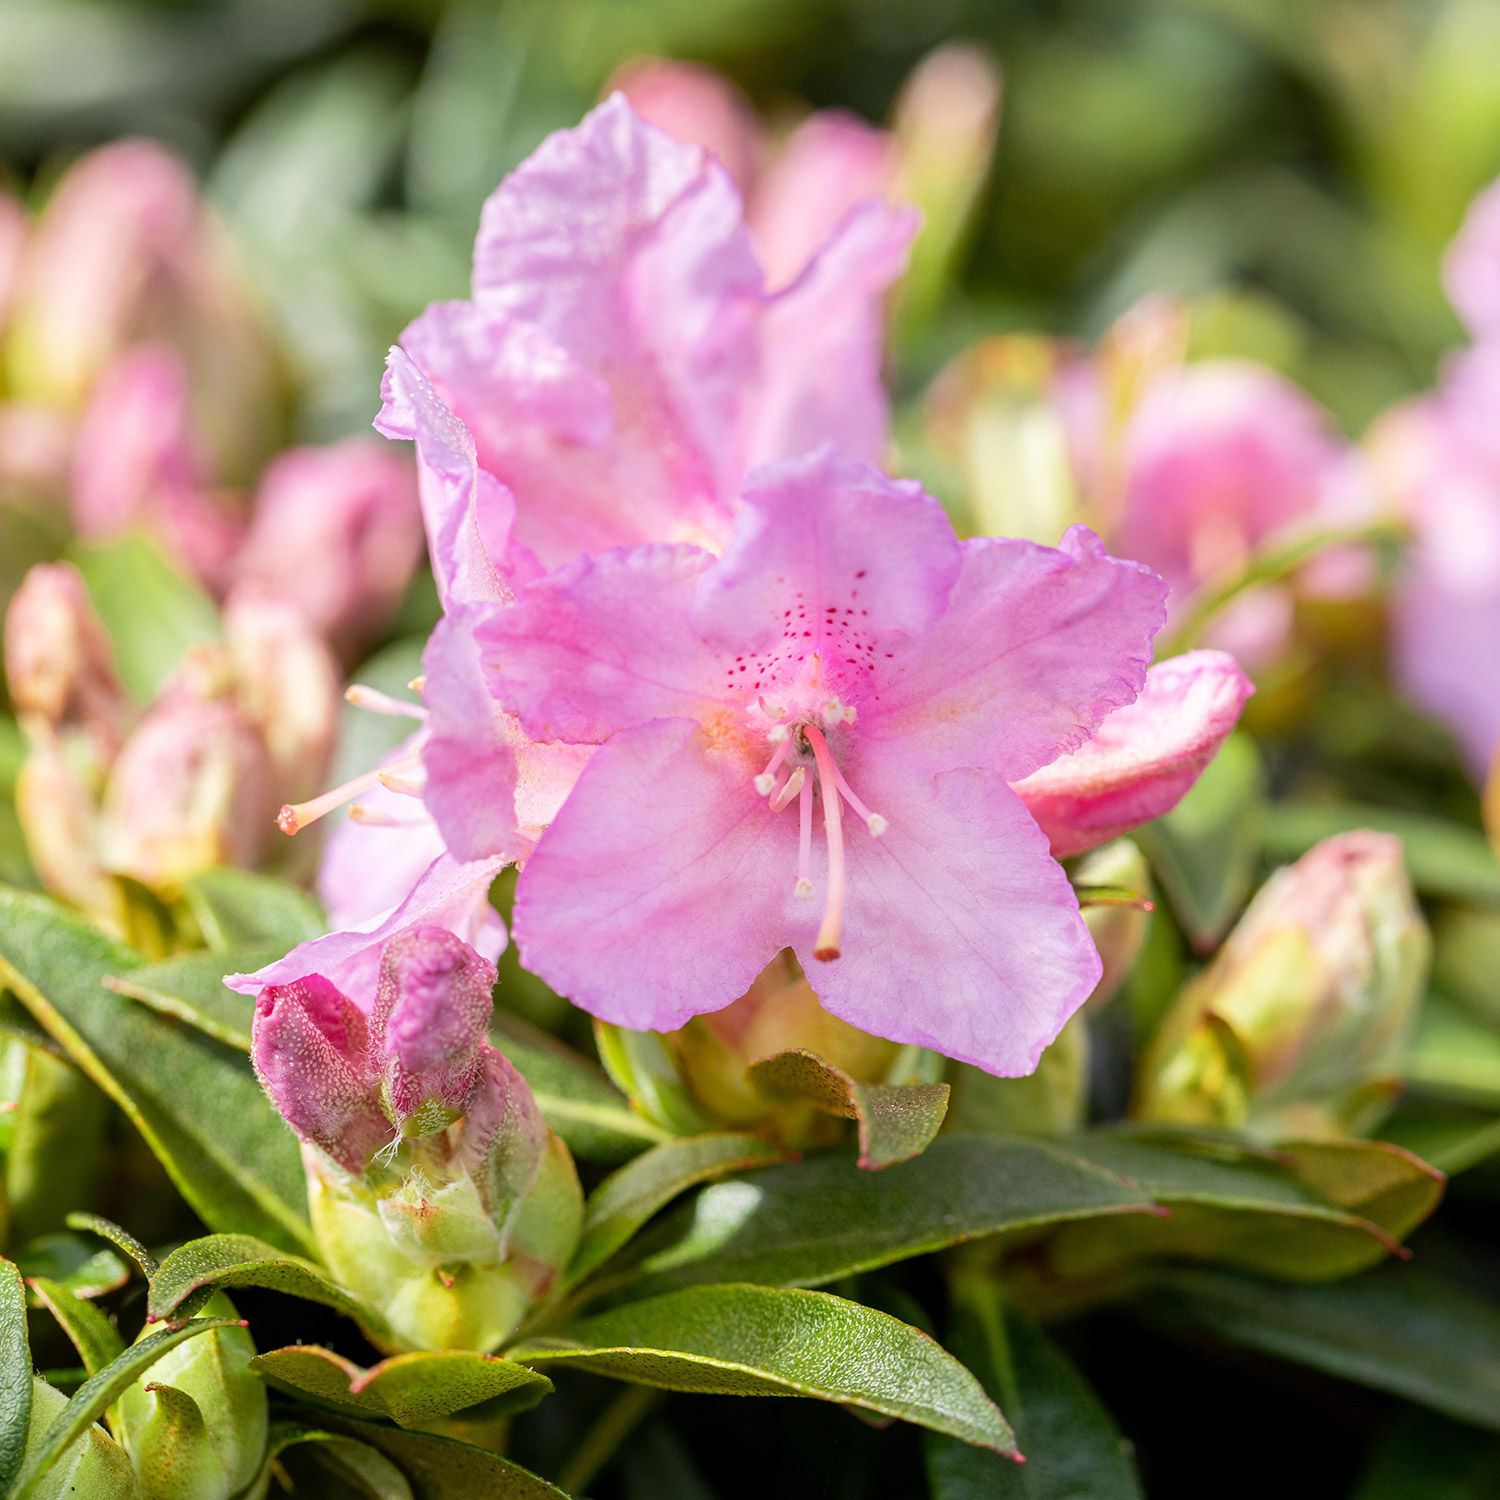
[513,1284,1016,1453]
[569,1134,788,1287]
[148,1235,390,1345]
[0,1259,30,1493]
[65,1214,157,1278]
[7,1316,242,1500]
[27,1279,124,1375]
[179,868,326,950]
[1278,1140,1444,1242]
[260,1419,416,1500]
[252,1346,552,1426]
[1407,991,1500,1106]
[746,1049,949,1169]
[0,888,312,1254]
[103,945,282,1051]
[14,1234,130,1299]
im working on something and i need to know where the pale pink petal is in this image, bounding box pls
[479,544,724,744]
[1445,173,1500,342]
[0,189,27,331]
[511,717,794,1031]
[692,447,960,660]
[747,202,917,468]
[796,762,1101,1077]
[1010,649,1254,857]
[226,851,506,1009]
[749,110,897,290]
[863,526,1166,782]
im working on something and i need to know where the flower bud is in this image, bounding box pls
[231,439,423,661]
[1075,839,1153,1009]
[117,1292,266,1500]
[14,737,119,920]
[23,1378,137,1499]
[1135,831,1430,1141]
[4,563,130,758]
[96,669,274,887]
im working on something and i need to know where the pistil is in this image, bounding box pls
[803,725,845,961]
[278,750,421,835]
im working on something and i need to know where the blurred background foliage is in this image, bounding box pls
[3,0,1497,443]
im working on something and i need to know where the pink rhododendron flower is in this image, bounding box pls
[1445,174,1500,344]
[440,445,1167,1076]
[1011,650,1253,857]
[393,95,915,570]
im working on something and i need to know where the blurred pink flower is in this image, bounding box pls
[395,95,915,570]
[231,439,424,662]
[452,445,1166,1076]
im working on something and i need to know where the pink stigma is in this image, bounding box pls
[803,725,845,961]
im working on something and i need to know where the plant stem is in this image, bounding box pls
[557,1383,660,1496]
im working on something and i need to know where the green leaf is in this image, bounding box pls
[569,1134,788,1288]
[1352,1409,1500,1500]
[252,1346,552,1427]
[490,1022,669,1162]
[7,1316,242,1500]
[0,888,312,1254]
[606,1136,1156,1300]
[1379,1098,1500,1175]
[27,1280,124,1375]
[148,1234,390,1346]
[744,1049,950,1169]
[1137,732,1264,951]
[1406,991,1500,1105]
[1139,1262,1500,1431]
[512,1283,1016,1454]
[1276,1139,1443,1243]
[1263,802,1500,908]
[0,1259,30,1494]
[103,944,280,1051]
[926,1288,1141,1498]
[595,1023,714,1136]
[178,868,326,951]
[66,534,221,704]
[263,1420,416,1500]
[65,1214,157,1278]
[13,1234,129,1300]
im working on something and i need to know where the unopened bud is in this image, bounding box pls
[4,563,129,758]
[23,1379,137,1498]
[96,683,274,886]
[14,737,118,919]
[1076,839,1152,1009]
[1136,831,1430,1140]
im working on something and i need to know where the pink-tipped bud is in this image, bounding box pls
[96,680,274,886]
[251,974,388,1175]
[231,439,423,661]
[14,735,118,919]
[1011,650,1254,858]
[223,591,340,807]
[4,563,130,758]
[371,927,498,1136]
[457,1048,549,1242]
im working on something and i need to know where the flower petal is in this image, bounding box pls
[1010,649,1254,857]
[512,717,794,1031]
[863,526,1166,782]
[798,762,1101,1077]
[1445,174,1500,343]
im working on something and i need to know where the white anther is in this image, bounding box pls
[768,723,790,743]
[794,878,814,898]
[769,766,805,812]
[866,813,888,837]
[754,772,777,796]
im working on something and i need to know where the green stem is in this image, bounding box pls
[1160,519,1405,657]
[557,1383,660,1496]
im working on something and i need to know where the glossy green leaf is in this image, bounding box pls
[0,888,312,1253]
[4,1044,108,1243]
[569,1134,788,1288]
[27,1279,124,1375]
[1140,1262,1500,1430]
[1263,802,1500,908]
[103,944,279,1051]
[745,1049,950,1169]
[266,1421,415,1500]
[1352,1409,1500,1500]
[148,1235,389,1346]
[67,534,221,704]
[252,1345,552,1426]
[7,1316,242,1500]
[926,1287,1141,1498]
[178,868,326,951]
[490,1022,669,1162]
[65,1214,157,1279]
[13,1234,129,1300]
[513,1283,1016,1453]
[1137,732,1264,951]
[1276,1140,1443,1242]
[0,1259,30,1494]
[1379,1098,1500,1175]
[595,1022,714,1136]
[607,1136,1155,1300]
[1406,991,1500,1106]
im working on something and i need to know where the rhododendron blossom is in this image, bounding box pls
[445,445,1169,1076]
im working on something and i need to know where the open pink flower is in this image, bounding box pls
[393,94,915,570]
[444,445,1166,1076]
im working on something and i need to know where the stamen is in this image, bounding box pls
[769,765,805,812]
[407,675,426,693]
[277,751,419,835]
[377,768,426,798]
[828,761,887,837]
[753,740,791,796]
[795,772,814,898]
[803,725,844,960]
[349,803,427,828]
[821,697,856,726]
[345,683,427,720]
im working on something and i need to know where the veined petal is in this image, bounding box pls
[1011,649,1254,857]
[797,763,1101,1077]
[480,544,725,743]
[863,526,1166,782]
[512,717,794,1031]
[692,446,961,660]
